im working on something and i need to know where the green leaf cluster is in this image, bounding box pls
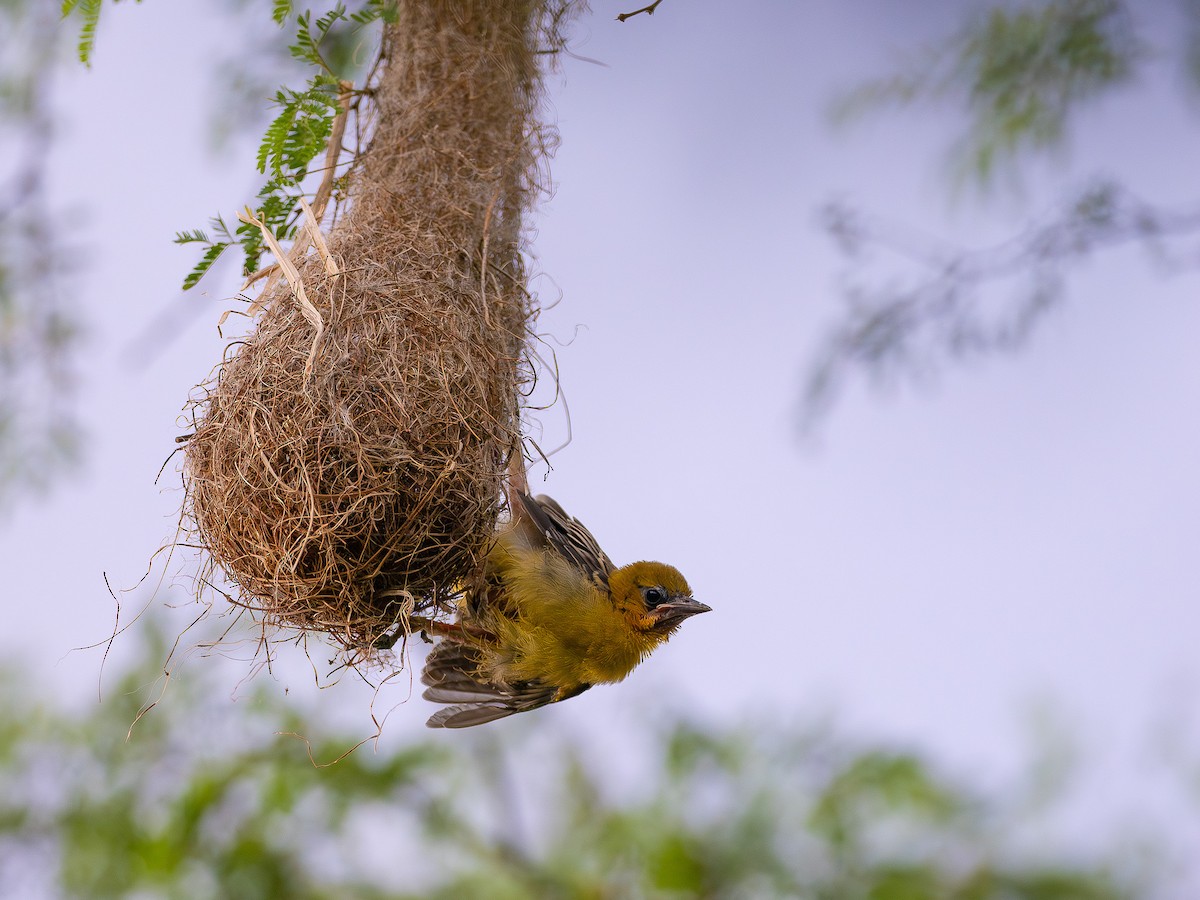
[61,0,142,67]
[956,0,1138,183]
[169,3,396,290]
[64,1,396,290]
[0,622,1151,898]
[836,0,1142,188]
[809,0,1200,428]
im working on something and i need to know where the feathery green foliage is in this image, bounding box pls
[0,621,1154,897]
[62,0,146,67]
[807,0,1200,431]
[64,0,393,286]
[64,1,396,290]
[257,82,340,178]
[62,0,101,66]
[835,0,1140,188]
[168,2,396,290]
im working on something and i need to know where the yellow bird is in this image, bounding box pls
[414,491,710,728]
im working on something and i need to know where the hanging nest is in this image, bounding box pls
[182,1,578,658]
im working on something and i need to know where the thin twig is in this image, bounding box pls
[617,0,664,22]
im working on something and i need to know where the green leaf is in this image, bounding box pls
[256,83,338,178]
[350,0,399,25]
[67,0,103,66]
[314,3,349,37]
[208,215,235,242]
[289,4,351,73]
[169,3,373,293]
[835,0,1141,189]
[63,0,146,66]
[181,241,229,290]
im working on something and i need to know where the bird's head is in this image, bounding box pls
[608,561,711,640]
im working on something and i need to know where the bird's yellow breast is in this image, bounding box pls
[469,538,656,689]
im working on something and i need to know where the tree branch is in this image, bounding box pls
[800,182,1200,432]
[617,1,664,23]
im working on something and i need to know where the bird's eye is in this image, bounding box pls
[642,587,667,608]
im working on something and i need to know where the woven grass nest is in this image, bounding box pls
[183,1,577,659]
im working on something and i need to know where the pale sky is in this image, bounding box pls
[4,0,1199,885]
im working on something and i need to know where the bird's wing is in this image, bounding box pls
[421,641,590,728]
[510,492,615,583]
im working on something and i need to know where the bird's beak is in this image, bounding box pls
[649,596,712,632]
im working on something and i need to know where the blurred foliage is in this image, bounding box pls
[803,181,1200,429]
[60,0,143,67]
[806,0,1200,430]
[0,0,81,514]
[0,625,1147,898]
[835,0,1140,189]
[1188,0,1200,90]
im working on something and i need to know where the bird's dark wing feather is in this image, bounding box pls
[512,492,615,583]
[425,702,531,728]
[421,641,589,729]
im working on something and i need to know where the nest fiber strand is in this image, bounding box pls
[184,1,570,654]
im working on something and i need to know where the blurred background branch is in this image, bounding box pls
[804,0,1200,431]
[0,619,1153,898]
[0,1,81,512]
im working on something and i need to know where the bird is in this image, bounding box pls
[411,490,710,728]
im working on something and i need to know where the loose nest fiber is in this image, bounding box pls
[183,1,578,656]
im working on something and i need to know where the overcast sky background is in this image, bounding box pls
[4,0,1199,883]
